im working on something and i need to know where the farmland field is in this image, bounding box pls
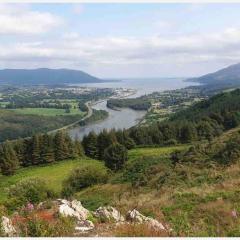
[11,107,85,116]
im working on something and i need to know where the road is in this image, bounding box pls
[48,101,93,134]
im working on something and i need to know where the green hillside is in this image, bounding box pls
[0,158,103,203]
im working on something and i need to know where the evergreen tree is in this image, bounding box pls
[104,143,128,171]
[82,131,98,159]
[31,134,42,165]
[41,134,55,163]
[0,141,19,175]
[54,131,69,161]
[74,140,84,157]
[97,129,114,160]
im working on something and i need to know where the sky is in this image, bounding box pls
[1,3,240,78]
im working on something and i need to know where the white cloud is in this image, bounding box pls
[1,25,240,77]
[0,4,63,35]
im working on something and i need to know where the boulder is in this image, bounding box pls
[94,206,124,222]
[126,209,145,223]
[71,200,89,221]
[75,220,94,232]
[126,209,165,230]
[1,216,16,237]
[58,199,89,221]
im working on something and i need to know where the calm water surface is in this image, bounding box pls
[69,78,193,139]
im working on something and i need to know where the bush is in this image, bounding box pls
[62,165,109,197]
[104,143,128,171]
[120,156,171,188]
[18,215,75,237]
[164,139,178,146]
[6,178,54,210]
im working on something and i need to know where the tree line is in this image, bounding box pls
[0,131,83,175]
[1,89,240,176]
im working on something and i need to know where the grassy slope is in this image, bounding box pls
[0,145,187,204]
[0,158,103,203]
[75,130,240,236]
[11,108,85,116]
[128,145,189,161]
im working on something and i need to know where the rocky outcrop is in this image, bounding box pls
[1,216,16,237]
[58,199,90,221]
[126,209,165,231]
[94,206,124,223]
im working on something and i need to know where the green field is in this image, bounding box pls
[0,146,187,203]
[0,158,104,203]
[128,145,189,161]
[11,107,85,116]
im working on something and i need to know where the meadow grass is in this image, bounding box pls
[128,145,189,161]
[11,107,84,116]
[0,158,104,203]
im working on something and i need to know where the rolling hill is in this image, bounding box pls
[0,68,103,85]
[187,62,240,90]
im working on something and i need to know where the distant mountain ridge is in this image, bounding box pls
[0,68,103,85]
[187,63,240,88]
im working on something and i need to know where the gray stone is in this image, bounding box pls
[126,209,165,230]
[1,216,16,237]
[58,199,89,221]
[94,206,124,222]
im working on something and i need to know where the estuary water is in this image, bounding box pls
[68,78,192,139]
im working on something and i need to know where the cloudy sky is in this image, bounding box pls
[1,3,240,78]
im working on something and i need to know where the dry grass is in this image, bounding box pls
[113,223,169,237]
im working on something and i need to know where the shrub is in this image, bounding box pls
[62,165,109,197]
[18,215,75,237]
[7,178,54,210]
[164,139,178,146]
[120,156,171,188]
[104,143,128,171]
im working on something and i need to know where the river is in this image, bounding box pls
[68,78,193,139]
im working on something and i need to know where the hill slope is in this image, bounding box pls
[0,68,102,85]
[187,63,240,89]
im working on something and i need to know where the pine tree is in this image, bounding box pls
[0,141,19,175]
[97,129,114,160]
[41,134,55,163]
[104,143,128,171]
[31,134,42,165]
[82,131,98,159]
[54,131,69,161]
[74,140,84,157]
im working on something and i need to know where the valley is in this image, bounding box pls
[1,64,240,237]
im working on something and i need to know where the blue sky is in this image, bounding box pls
[1,3,240,78]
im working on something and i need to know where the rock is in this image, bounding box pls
[58,199,89,221]
[146,218,165,231]
[1,216,16,237]
[126,209,165,231]
[59,204,78,219]
[75,220,94,232]
[94,206,124,222]
[126,209,145,223]
[71,200,89,221]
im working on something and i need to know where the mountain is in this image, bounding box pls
[0,68,103,85]
[187,63,240,89]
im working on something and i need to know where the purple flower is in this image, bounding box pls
[231,209,237,218]
[26,203,34,212]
